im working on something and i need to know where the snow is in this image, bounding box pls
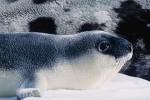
[0,73,150,100]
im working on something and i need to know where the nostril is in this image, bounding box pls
[98,41,111,52]
[126,44,133,52]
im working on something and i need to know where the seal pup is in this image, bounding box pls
[0,31,133,99]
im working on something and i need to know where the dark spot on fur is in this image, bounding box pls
[6,0,18,3]
[67,21,73,24]
[114,0,150,56]
[64,8,70,12]
[29,17,57,34]
[32,0,48,4]
[64,37,92,59]
[79,23,106,32]
[114,0,150,81]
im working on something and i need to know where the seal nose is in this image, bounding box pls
[126,43,133,53]
[113,37,133,59]
[121,38,133,54]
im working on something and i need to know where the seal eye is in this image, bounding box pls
[98,41,111,52]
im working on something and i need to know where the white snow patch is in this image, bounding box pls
[0,73,150,100]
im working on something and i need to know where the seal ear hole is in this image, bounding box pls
[98,41,111,52]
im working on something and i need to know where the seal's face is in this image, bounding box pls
[95,31,133,60]
[76,31,133,88]
[65,31,133,89]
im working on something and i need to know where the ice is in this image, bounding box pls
[0,73,149,100]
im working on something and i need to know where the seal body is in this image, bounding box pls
[0,31,133,99]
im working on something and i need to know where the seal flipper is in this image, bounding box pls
[16,88,41,100]
[16,79,43,100]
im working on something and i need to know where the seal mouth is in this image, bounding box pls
[115,50,133,60]
[114,49,133,60]
[126,52,133,60]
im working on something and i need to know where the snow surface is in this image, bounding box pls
[0,73,150,100]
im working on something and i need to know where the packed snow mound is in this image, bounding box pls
[0,73,150,100]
